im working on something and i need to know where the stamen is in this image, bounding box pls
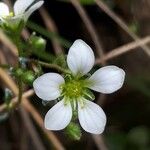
[9,12,14,17]
[3,12,14,19]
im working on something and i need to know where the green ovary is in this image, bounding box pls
[61,80,84,99]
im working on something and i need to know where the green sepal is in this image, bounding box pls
[12,68,35,85]
[12,68,24,78]
[65,122,82,141]
[21,70,35,85]
[29,33,46,51]
[83,89,95,101]
[2,19,25,37]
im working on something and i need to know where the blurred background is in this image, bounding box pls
[0,0,150,150]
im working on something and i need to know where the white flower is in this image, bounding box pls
[0,0,44,23]
[33,39,125,134]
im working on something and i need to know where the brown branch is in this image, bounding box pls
[20,107,46,150]
[0,69,65,150]
[96,36,150,64]
[39,7,63,54]
[0,49,7,64]
[92,135,108,150]
[2,0,11,8]
[0,30,18,56]
[22,100,65,150]
[22,28,30,40]
[0,68,18,94]
[70,0,105,62]
[94,0,150,56]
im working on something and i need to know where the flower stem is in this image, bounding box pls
[14,34,24,104]
[31,59,70,74]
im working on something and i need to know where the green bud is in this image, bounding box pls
[65,122,82,141]
[30,33,46,51]
[21,71,35,85]
[12,68,24,77]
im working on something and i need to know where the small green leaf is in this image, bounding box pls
[78,0,95,5]
[83,89,95,100]
[57,0,94,5]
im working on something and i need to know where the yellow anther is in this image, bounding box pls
[3,12,14,19]
[9,12,14,17]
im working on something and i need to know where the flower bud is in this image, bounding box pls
[12,68,24,77]
[22,71,35,85]
[30,34,46,51]
[65,122,82,140]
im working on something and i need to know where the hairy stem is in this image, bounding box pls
[31,59,70,74]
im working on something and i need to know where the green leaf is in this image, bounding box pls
[27,21,71,48]
[57,0,95,5]
[78,0,95,5]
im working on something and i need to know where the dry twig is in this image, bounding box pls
[0,69,65,150]
[96,36,150,64]
[39,7,63,54]
[70,0,104,62]
[94,0,150,56]
[20,107,46,150]
[0,30,18,56]
[92,135,108,150]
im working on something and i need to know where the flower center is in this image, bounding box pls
[9,12,14,17]
[3,12,14,19]
[61,80,84,99]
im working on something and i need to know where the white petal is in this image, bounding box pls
[23,1,44,21]
[88,66,125,94]
[44,100,72,130]
[78,99,106,134]
[14,0,34,15]
[67,39,95,76]
[0,3,9,17]
[33,73,64,101]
